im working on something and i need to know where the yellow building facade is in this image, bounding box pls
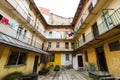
[0,0,120,79]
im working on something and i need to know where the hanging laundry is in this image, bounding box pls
[68,32,73,37]
[1,17,9,24]
[0,14,3,20]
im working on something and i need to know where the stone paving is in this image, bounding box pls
[38,68,89,80]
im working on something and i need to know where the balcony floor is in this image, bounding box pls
[38,68,91,80]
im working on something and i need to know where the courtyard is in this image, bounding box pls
[38,68,91,80]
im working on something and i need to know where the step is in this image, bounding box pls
[89,71,111,77]
[100,76,115,80]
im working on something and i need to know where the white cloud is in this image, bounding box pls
[34,0,80,18]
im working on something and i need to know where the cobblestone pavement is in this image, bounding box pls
[38,68,88,80]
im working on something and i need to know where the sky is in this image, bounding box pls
[34,0,80,18]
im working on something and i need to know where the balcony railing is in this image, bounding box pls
[48,47,74,51]
[73,0,98,36]
[0,24,48,51]
[6,0,34,27]
[76,8,120,49]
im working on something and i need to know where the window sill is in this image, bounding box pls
[5,64,26,68]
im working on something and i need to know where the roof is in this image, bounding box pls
[29,0,87,28]
[0,32,48,54]
[39,7,50,15]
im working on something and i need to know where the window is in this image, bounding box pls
[16,26,23,39]
[109,40,120,51]
[48,42,51,48]
[23,29,27,39]
[82,33,85,42]
[65,31,68,38]
[92,22,99,38]
[88,3,93,13]
[65,42,69,49]
[50,54,55,62]
[56,42,60,48]
[49,31,52,36]
[65,31,68,35]
[7,51,27,66]
[27,13,31,23]
[66,54,69,61]
[85,51,88,62]
[71,42,75,49]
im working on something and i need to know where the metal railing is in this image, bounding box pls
[76,8,120,49]
[0,23,49,51]
[48,47,74,51]
[6,0,34,27]
[73,0,98,36]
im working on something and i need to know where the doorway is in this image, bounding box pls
[95,46,108,71]
[92,22,99,38]
[33,56,39,73]
[78,55,83,67]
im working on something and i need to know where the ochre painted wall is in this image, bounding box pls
[104,43,120,78]
[0,46,45,79]
[86,41,120,78]
[87,48,97,65]
[86,48,98,70]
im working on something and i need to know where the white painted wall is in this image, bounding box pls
[61,54,72,66]
[73,54,84,70]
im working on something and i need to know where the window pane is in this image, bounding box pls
[48,42,51,48]
[7,51,19,65]
[109,40,120,51]
[65,42,69,49]
[56,42,60,48]
[66,54,69,61]
[18,52,27,64]
[82,33,85,42]
[71,42,74,49]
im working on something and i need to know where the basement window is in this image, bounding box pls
[7,51,27,66]
[108,40,120,51]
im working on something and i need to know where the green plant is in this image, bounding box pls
[54,65,60,71]
[2,72,23,80]
[89,63,96,71]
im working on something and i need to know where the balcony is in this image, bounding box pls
[45,32,74,39]
[0,31,48,54]
[48,47,74,52]
[0,23,49,51]
[75,8,120,50]
[74,0,113,38]
[0,0,35,29]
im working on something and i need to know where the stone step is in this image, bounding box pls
[100,76,115,80]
